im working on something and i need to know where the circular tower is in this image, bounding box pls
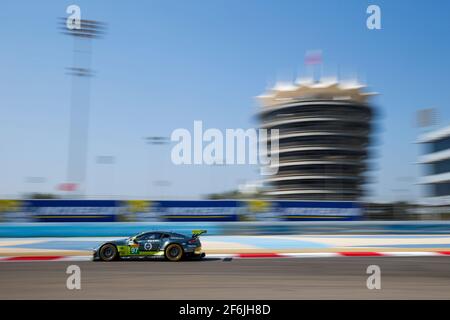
[257,78,375,201]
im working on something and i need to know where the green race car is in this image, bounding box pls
[93,230,206,262]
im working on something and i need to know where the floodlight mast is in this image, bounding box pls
[58,18,106,197]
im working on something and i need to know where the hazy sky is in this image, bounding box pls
[1,0,450,201]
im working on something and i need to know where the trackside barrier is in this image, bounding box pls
[0,199,361,223]
[1,221,450,237]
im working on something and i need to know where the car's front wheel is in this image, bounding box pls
[165,244,184,262]
[99,244,118,261]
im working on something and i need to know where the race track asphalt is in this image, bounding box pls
[1,257,449,299]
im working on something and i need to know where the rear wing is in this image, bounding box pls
[191,230,207,238]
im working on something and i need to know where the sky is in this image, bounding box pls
[1,0,450,201]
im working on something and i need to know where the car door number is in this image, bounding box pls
[130,247,139,254]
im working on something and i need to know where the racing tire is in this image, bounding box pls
[164,243,184,262]
[99,244,119,262]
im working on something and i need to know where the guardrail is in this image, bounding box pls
[1,221,450,237]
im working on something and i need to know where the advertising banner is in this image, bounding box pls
[27,200,121,222]
[272,201,361,221]
[0,199,361,222]
[152,200,241,222]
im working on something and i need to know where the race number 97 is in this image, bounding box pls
[130,247,139,254]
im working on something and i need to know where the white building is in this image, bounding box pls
[257,78,376,200]
[418,125,450,207]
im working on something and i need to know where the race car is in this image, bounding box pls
[93,230,207,262]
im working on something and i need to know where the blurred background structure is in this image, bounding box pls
[417,124,450,216]
[59,18,106,198]
[257,77,375,201]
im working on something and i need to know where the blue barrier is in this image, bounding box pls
[274,201,360,221]
[155,200,240,221]
[26,200,120,222]
[0,222,226,237]
[1,221,450,237]
[0,199,362,222]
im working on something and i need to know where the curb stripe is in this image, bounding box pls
[5,256,64,261]
[58,256,93,261]
[338,251,384,257]
[281,252,340,258]
[381,251,437,257]
[237,253,282,258]
[1,251,450,262]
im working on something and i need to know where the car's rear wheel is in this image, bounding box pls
[99,244,118,261]
[165,244,183,262]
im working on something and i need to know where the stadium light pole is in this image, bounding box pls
[59,18,106,198]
